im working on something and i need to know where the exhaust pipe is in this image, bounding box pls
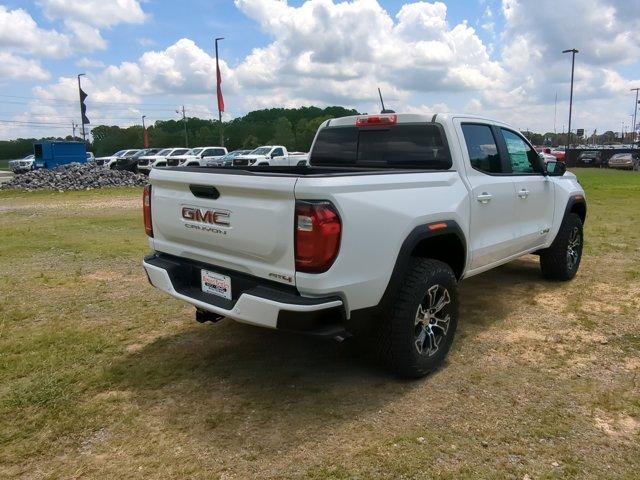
[195,308,225,324]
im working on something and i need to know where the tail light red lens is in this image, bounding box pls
[143,184,153,237]
[295,201,341,273]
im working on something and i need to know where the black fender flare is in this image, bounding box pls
[383,220,466,303]
[564,194,587,225]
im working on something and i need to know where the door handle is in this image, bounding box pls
[476,192,492,204]
[517,188,530,199]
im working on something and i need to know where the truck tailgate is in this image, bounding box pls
[149,168,298,286]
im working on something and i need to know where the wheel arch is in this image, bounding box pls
[381,221,467,306]
[565,195,587,225]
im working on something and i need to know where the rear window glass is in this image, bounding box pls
[310,124,451,169]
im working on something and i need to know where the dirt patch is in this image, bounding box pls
[595,410,640,440]
[84,270,123,282]
[0,196,138,214]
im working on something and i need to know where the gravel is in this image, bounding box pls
[0,163,148,191]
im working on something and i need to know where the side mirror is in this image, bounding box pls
[545,160,566,176]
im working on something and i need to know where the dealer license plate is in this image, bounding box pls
[201,269,232,300]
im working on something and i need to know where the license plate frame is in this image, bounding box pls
[200,269,232,300]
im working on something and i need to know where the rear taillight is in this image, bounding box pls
[295,201,341,273]
[143,184,153,237]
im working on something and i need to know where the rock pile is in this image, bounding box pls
[1,163,147,191]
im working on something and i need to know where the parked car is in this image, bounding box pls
[86,152,95,163]
[8,154,35,174]
[142,112,586,378]
[232,146,307,166]
[536,147,557,164]
[96,149,139,169]
[550,147,566,161]
[112,149,159,172]
[577,150,604,167]
[206,150,251,167]
[170,147,228,167]
[608,152,640,170]
[137,148,189,174]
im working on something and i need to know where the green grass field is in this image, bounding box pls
[1,170,639,479]
[0,159,10,170]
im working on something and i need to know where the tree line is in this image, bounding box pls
[0,106,358,159]
[1,105,635,160]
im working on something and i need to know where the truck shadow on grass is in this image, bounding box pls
[101,256,558,457]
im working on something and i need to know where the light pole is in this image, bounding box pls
[77,73,87,142]
[215,37,225,147]
[142,115,147,148]
[631,88,639,144]
[562,48,578,151]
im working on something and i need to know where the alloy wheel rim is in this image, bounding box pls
[567,226,581,270]
[414,284,451,357]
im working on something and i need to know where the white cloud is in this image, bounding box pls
[40,0,147,51]
[102,38,236,96]
[502,0,640,66]
[4,0,640,139]
[0,6,71,58]
[231,0,505,110]
[0,52,50,81]
[484,0,640,131]
[138,37,156,47]
[76,57,106,69]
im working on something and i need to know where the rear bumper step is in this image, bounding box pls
[143,253,345,332]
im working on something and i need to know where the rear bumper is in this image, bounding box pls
[143,253,345,333]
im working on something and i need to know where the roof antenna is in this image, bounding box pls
[378,87,395,114]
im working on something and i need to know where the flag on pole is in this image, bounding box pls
[79,87,90,124]
[216,58,225,113]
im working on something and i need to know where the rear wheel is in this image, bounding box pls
[540,213,583,280]
[378,258,459,378]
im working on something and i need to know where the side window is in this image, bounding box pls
[201,149,214,157]
[500,129,540,174]
[461,124,502,174]
[272,148,284,157]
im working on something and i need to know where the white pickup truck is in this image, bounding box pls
[142,113,586,377]
[232,146,308,167]
[170,147,228,167]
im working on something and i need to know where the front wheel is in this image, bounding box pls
[539,213,583,280]
[378,258,459,378]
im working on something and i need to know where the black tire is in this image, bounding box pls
[539,213,583,281]
[378,258,459,378]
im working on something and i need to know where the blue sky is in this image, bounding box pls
[0,0,638,140]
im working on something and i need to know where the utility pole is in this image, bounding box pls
[215,37,225,147]
[631,88,639,144]
[77,73,87,142]
[176,106,188,147]
[562,49,578,151]
[72,121,77,139]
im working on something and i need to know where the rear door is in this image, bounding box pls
[497,128,555,252]
[457,122,518,269]
[149,168,298,285]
